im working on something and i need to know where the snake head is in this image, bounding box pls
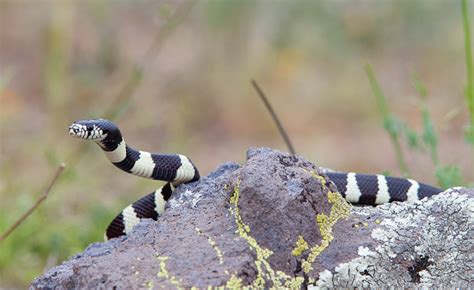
[69,119,117,141]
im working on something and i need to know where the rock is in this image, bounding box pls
[314,186,473,288]
[30,147,473,289]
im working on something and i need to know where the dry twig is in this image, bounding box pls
[0,163,66,242]
[251,79,296,154]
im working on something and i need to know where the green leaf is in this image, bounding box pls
[421,108,439,164]
[464,124,474,145]
[403,125,420,149]
[435,165,463,189]
[412,71,428,99]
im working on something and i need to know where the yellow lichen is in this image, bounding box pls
[375,218,381,224]
[285,276,305,288]
[144,280,154,290]
[156,256,182,289]
[228,179,303,289]
[225,274,243,289]
[300,171,351,273]
[292,235,309,257]
[195,227,224,264]
[150,169,350,288]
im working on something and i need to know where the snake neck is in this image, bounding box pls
[96,134,199,183]
[96,126,122,150]
[96,137,149,178]
[95,128,129,164]
[95,130,143,176]
[97,137,129,164]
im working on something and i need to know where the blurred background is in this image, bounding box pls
[0,0,472,288]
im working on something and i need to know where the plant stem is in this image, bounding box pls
[365,64,410,177]
[462,0,474,145]
[0,163,66,242]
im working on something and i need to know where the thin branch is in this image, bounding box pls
[251,79,296,154]
[0,163,66,242]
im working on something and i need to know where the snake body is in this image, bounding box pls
[69,119,199,239]
[69,119,442,240]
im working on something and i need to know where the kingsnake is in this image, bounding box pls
[69,119,442,240]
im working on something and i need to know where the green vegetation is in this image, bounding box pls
[365,0,473,188]
[0,197,112,284]
[366,64,466,188]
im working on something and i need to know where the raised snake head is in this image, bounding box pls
[69,119,118,141]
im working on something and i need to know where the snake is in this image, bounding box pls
[69,119,442,240]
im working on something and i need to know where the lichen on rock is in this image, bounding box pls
[30,148,473,289]
[313,187,474,288]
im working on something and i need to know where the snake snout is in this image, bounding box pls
[69,121,107,140]
[68,123,85,138]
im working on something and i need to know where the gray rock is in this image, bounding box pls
[313,187,474,288]
[30,147,473,289]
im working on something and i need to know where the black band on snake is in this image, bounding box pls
[69,119,442,240]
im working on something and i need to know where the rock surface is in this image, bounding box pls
[30,147,473,289]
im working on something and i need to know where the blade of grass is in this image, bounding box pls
[365,63,410,177]
[462,0,474,145]
[251,79,296,154]
[0,163,66,242]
